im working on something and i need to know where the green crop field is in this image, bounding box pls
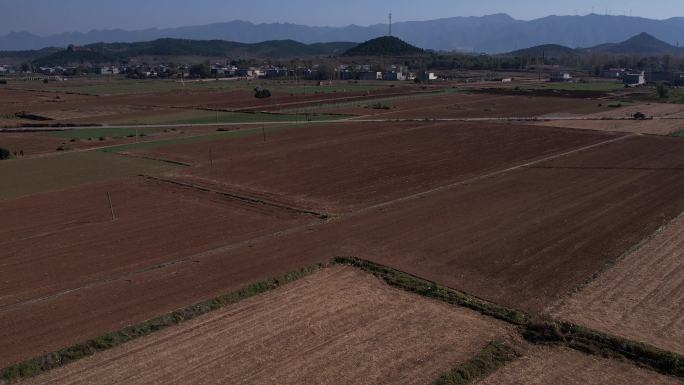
[118,111,347,125]
[0,151,177,200]
[43,127,159,140]
[527,82,625,92]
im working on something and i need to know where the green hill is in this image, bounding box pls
[508,44,580,58]
[582,32,684,56]
[29,39,358,66]
[344,36,425,57]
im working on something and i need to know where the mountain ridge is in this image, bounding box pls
[508,33,684,57]
[3,14,684,53]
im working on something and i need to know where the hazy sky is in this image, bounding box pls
[2,0,684,35]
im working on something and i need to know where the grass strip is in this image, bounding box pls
[334,257,529,325]
[673,130,684,138]
[432,342,520,385]
[523,321,684,378]
[0,264,322,383]
[335,257,684,379]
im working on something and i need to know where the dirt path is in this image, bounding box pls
[25,266,517,385]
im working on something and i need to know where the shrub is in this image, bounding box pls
[0,147,11,160]
[254,87,271,99]
[370,103,390,110]
[656,82,670,99]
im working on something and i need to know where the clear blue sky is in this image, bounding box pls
[1,0,684,35]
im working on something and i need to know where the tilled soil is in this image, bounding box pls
[147,121,618,213]
[475,347,680,385]
[0,177,313,309]
[551,214,684,355]
[24,266,518,385]
[2,129,683,368]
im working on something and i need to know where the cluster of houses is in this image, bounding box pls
[210,63,438,82]
[550,68,684,87]
[0,64,16,75]
[601,68,684,86]
[339,64,437,82]
[0,60,439,83]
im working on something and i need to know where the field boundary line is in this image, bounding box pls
[0,132,633,311]
[143,175,330,218]
[109,151,192,167]
[335,257,684,379]
[0,264,324,384]
[432,341,521,385]
[547,209,684,314]
[2,257,682,383]
[350,134,635,216]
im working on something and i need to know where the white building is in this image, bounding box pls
[419,72,438,81]
[623,71,646,87]
[550,72,573,82]
[359,71,383,81]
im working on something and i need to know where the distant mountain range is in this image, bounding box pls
[509,33,684,58]
[3,14,684,53]
[27,39,357,65]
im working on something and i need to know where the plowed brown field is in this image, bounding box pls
[551,214,684,355]
[24,266,517,385]
[0,133,65,156]
[140,121,618,213]
[2,127,683,369]
[476,347,680,385]
[0,177,313,308]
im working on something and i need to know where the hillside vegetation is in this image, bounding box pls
[344,36,425,57]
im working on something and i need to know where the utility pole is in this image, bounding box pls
[389,12,392,36]
[107,192,116,221]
